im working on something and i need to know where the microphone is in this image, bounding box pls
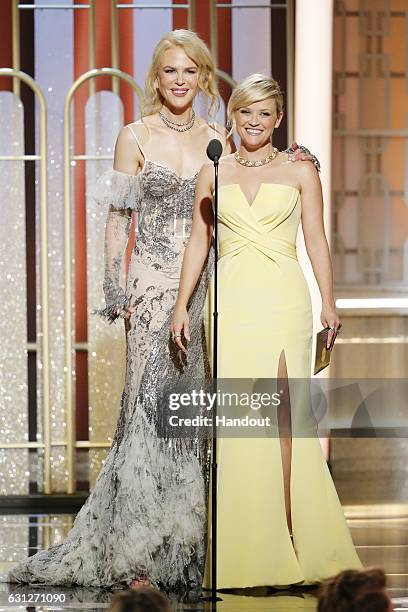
[203,137,223,605]
[206,139,223,164]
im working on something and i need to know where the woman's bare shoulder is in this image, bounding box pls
[114,121,148,170]
[197,160,215,178]
[123,118,152,146]
[219,153,235,165]
[291,159,320,186]
[268,151,316,189]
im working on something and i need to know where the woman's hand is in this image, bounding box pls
[171,304,190,353]
[321,304,342,349]
[112,304,135,320]
[124,306,135,320]
[287,141,321,172]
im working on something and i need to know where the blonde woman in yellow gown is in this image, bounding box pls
[171,73,363,590]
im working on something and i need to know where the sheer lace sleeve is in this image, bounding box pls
[91,168,141,211]
[91,169,140,323]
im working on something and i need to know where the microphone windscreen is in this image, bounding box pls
[206,139,223,162]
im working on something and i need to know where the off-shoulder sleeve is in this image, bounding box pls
[91,169,140,323]
[90,168,141,212]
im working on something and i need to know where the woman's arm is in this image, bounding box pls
[298,162,341,347]
[114,123,145,173]
[98,127,142,323]
[171,163,214,351]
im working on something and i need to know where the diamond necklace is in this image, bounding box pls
[234,147,279,167]
[159,109,196,132]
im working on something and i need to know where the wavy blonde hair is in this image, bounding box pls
[226,73,283,134]
[141,29,220,118]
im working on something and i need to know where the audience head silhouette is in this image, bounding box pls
[109,587,171,612]
[317,567,393,612]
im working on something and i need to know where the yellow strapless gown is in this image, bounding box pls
[203,183,362,590]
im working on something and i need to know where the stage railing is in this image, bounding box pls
[0,68,52,494]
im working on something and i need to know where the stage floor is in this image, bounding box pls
[1,505,408,611]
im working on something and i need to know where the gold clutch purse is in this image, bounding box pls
[314,326,338,375]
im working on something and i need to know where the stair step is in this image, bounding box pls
[348,519,408,545]
[356,544,408,574]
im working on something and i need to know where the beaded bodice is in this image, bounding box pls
[135,160,198,265]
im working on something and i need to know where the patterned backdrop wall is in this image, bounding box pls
[333,0,408,289]
[330,0,408,506]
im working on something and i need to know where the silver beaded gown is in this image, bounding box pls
[7,146,214,592]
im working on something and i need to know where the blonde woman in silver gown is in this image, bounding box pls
[7,31,316,594]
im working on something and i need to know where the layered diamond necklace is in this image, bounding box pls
[158,108,196,132]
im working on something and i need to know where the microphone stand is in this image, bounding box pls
[201,140,223,605]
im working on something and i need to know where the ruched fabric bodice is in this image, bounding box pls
[217,182,299,263]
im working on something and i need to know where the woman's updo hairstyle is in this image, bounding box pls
[142,29,220,117]
[226,73,283,134]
